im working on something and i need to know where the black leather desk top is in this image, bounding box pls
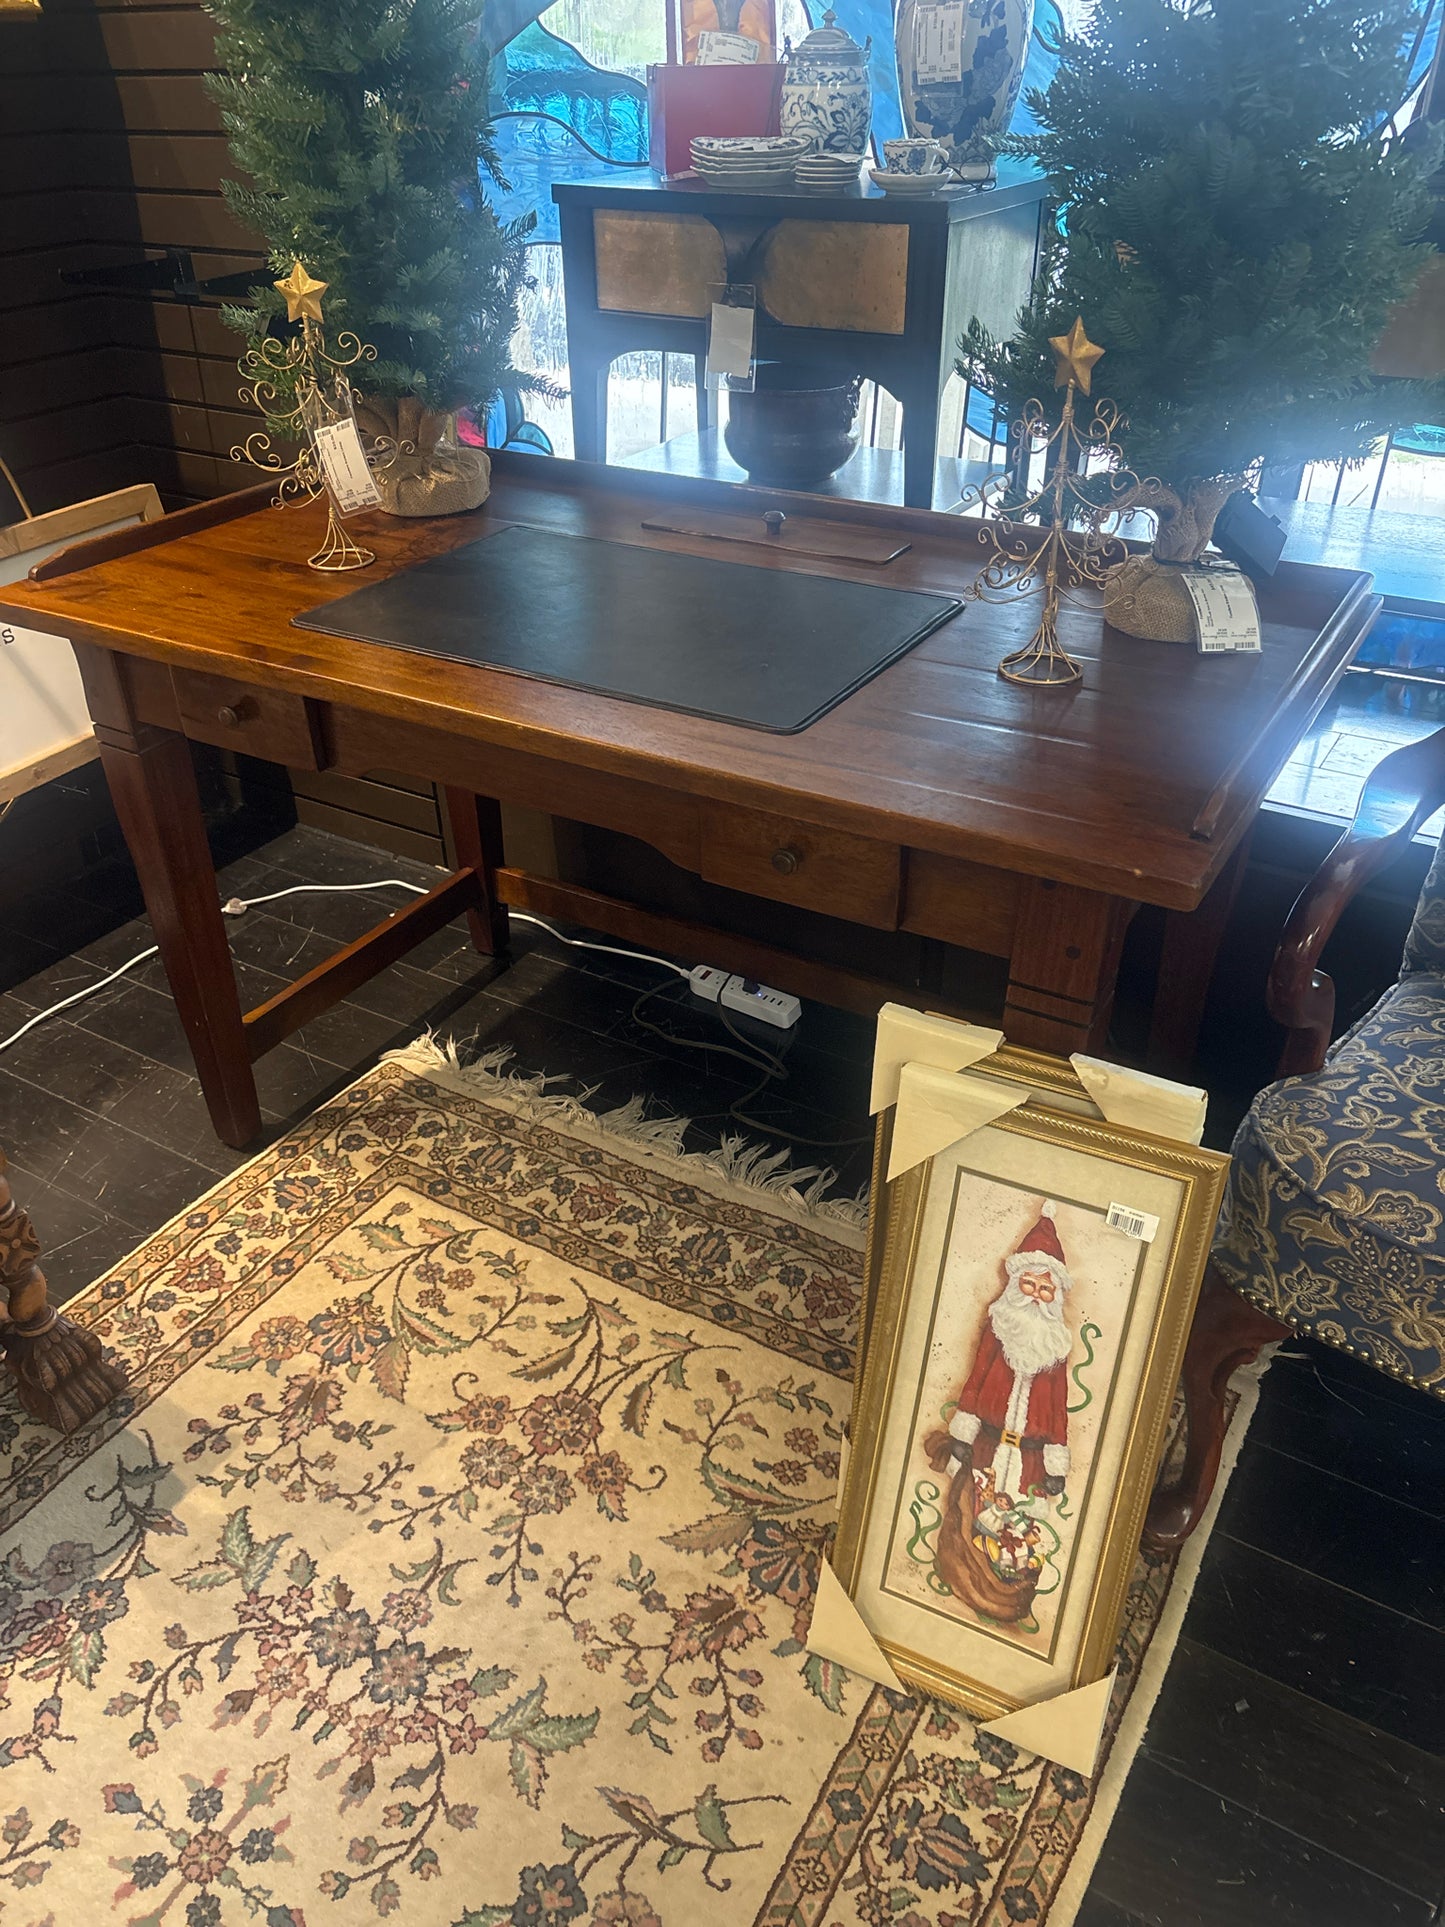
[293,524,962,733]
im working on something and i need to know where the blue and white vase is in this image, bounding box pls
[780,10,873,155]
[894,0,1034,164]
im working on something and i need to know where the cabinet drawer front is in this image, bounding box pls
[173,670,325,769]
[700,805,901,929]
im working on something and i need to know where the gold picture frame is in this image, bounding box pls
[837,1092,1226,1719]
[0,2,43,13]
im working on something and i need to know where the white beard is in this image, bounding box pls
[989,1280,1072,1376]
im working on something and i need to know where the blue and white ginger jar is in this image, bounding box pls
[894,0,1034,163]
[780,10,873,155]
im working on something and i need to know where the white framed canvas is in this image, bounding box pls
[0,484,164,803]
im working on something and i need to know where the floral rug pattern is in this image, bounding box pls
[0,1053,1190,1926]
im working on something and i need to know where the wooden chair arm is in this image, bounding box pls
[1268,723,1445,1075]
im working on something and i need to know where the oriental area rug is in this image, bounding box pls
[0,1044,1257,1927]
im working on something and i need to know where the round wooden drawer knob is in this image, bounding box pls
[216,700,253,728]
[771,847,801,876]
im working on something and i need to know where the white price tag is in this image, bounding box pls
[913,2,968,84]
[707,300,755,383]
[1183,567,1262,654]
[312,418,381,515]
[1106,1201,1160,1243]
[697,29,759,63]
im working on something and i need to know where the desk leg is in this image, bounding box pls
[0,1151,127,1433]
[1149,832,1252,1076]
[1002,880,1132,1056]
[444,788,508,955]
[91,704,262,1148]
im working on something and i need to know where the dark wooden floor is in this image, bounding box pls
[1,821,1442,1926]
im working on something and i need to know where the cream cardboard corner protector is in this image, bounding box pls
[887,1060,1026,1182]
[1070,1054,1207,1147]
[806,1563,1116,1776]
[870,1003,1004,1115]
[979,1668,1117,1779]
[805,1562,906,1694]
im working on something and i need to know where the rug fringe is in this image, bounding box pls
[385,1036,871,1237]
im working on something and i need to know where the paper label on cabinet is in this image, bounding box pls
[707,300,755,382]
[697,29,758,63]
[914,2,968,84]
[312,419,381,515]
[1183,567,1261,654]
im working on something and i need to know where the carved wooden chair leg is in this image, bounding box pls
[1145,1259,1289,1555]
[0,1152,128,1433]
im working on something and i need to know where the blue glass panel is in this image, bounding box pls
[1354,608,1445,678]
[1010,0,1065,139]
[1395,423,1445,457]
[487,20,649,244]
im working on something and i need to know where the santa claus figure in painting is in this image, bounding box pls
[938,1200,1073,1504]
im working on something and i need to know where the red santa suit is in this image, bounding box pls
[945,1201,1073,1501]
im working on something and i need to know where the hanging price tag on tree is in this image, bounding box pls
[312,419,381,516]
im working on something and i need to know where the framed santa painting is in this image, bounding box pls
[834,1090,1227,1717]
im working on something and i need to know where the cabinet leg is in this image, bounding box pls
[901,386,941,509]
[571,362,610,465]
[443,787,508,956]
[95,720,260,1148]
[0,1153,127,1433]
[1003,879,1132,1055]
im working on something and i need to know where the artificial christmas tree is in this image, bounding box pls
[962,0,1443,639]
[206,0,536,515]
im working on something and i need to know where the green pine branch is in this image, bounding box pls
[967,0,1445,488]
[205,0,539,419]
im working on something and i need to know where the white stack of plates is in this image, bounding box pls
[793,150,865,194]
[690,134,809,191]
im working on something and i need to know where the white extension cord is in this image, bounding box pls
[0,876,691,1058]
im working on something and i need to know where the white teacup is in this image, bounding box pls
[882,138,948,176]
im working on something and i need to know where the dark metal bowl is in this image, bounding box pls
[723,372,862,487]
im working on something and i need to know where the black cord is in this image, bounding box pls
[492,109,654,168]
[627,980,872,1153]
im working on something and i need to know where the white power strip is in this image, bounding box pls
[688,965,801,1031]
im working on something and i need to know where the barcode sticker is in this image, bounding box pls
[914,3,968,84]
[312,418,381,515]
[1106,1201,1160,1243]
[1183,567,1261,654]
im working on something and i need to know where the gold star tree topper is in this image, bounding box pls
[274,261,328,325]
[1049,316,1105,395]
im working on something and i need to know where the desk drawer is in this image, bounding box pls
[700,804,901,929]
[173,670,325,770]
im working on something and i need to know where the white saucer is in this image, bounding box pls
[867,166,959,196]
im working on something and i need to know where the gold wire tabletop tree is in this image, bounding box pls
[231,261,381,572]
[962,318,1140,688]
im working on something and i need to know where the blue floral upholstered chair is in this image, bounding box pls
[1147,727,1445,1549]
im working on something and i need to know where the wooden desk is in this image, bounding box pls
[554,172,1046,508]
[0,456,1377,1162]
[0,1149,125,1432]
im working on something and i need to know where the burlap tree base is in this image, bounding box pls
[356,396,491,517]
[1103,555,1198,643]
